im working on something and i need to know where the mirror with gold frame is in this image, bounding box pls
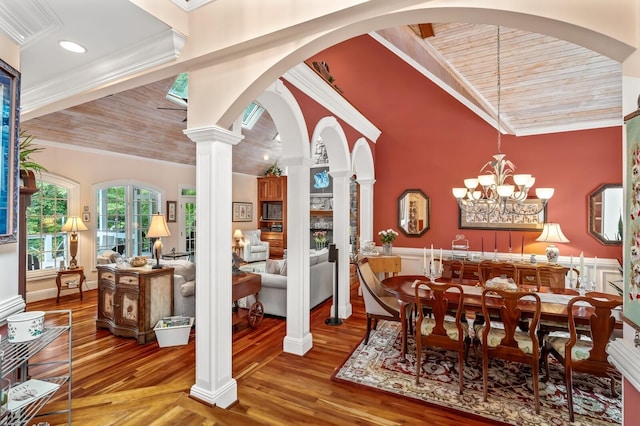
[588,183,622,245]
[398,189,430,237]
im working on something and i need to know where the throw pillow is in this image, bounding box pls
[110,252,122,263]
[266,259,281,274]
[279,259,287,276]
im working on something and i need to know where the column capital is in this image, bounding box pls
[184,125,244,145]
[356,177,376,186]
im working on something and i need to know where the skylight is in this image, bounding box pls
[242,102,264,130]
[167,72,188,106]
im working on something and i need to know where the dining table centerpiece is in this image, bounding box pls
[378,228,399,256]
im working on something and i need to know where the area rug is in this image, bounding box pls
[332,321,621,426]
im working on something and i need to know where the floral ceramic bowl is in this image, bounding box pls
[7,311,45,342]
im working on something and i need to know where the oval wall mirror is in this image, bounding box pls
[588,183,622,245]
[398,189,430,237]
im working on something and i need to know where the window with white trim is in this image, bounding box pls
[95,182,162,258]
[26,174,80,275]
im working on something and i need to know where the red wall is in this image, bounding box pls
[297,34,622,260]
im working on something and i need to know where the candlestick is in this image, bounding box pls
[431,244,434,266]
[423,247,427,271]
[579,251,584,277]
[439,248,443,272]
[593,256,597,283]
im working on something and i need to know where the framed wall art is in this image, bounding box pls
[0,59,20,244]
[166,201,177,223]
[458,199,546,231]
[624,110,640,328]
[232,202,252,222]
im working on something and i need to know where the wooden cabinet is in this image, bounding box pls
[257,176,287,258]
[97,265,174,344]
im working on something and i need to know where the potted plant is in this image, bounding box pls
[19,130,47,190]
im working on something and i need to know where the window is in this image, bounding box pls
[166,72,188,106]
[26,174,79,275]
[180,188,196,257]
[95,182,162,258]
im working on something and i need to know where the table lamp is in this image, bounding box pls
[147,213,171,269]
[233,229,244,256]
[61,216,88,269]
[535,223,569,264]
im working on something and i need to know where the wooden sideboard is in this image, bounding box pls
[97,265,174,344]
[442,259,568,286]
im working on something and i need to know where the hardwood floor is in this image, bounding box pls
[27,279,495,426]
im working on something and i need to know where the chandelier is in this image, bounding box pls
[452,26,553,216]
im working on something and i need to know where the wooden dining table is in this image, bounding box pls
[381,275,622,360]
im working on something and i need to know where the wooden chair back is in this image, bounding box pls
[543,292,621,421]
[480,288,541,414]
[414,279,467,393]
[442,259,465,284]
[536,265,569,291]
[478,260,518,285]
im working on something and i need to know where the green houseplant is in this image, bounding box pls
[19,130,47,189]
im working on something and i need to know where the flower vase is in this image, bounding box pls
[316,240,326,251]
[383,242,392,256]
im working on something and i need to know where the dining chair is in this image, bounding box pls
[443,259,465,284]
[536,265,570,291]
[413,279,468,394]
[478,260,518,286]
[542,292,622,422]
[476,288,542,414]
[356,258,403,345]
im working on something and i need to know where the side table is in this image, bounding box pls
[56,266,85,303]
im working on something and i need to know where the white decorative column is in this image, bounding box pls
[330,169,353,319]
[357,177,375,247]
[281,156,314,355]
[184,125,242,408]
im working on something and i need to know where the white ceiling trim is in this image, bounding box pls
[170,0,215,12]
[284,63,381,143]
[369,31,501,133]
[21,29,186,114]
[515,118,621,137]
[0,0,61,47]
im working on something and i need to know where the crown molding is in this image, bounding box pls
[0,0,62,47]
[171,0,215,12]
[284,63,381,143]
[21,29,186,115]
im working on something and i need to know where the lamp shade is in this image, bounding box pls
[536,223,569,264]
[147,213,171,238]
[233,229,244,239]
[535,223,569,243]
[61,217,88,233]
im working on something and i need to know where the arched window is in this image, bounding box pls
[95,181,162,258]
[26,173,80,276]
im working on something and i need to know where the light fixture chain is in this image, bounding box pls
[497,25,501,154]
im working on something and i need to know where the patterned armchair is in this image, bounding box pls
[242,230,270,262]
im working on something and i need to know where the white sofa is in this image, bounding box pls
[242,230,270,262]
[257,249,333,317]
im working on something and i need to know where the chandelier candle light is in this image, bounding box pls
[452,26,554,216]
[147,213,171,269]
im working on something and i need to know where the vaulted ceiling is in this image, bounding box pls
[1,1,622,176]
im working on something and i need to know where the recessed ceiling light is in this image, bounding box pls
[59,40,87,54]
[263,154,269,161]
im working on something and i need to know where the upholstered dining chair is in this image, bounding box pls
[476,288,542,414]
[477,260,518,286]
[413,280,468,394]
[356,258,403,345]
[542,292,622,422]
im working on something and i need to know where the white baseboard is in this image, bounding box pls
[25,280,97,303]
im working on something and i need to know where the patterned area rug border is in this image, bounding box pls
[331,321,621,426]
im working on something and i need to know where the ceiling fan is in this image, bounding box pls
[157,105,187,122]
